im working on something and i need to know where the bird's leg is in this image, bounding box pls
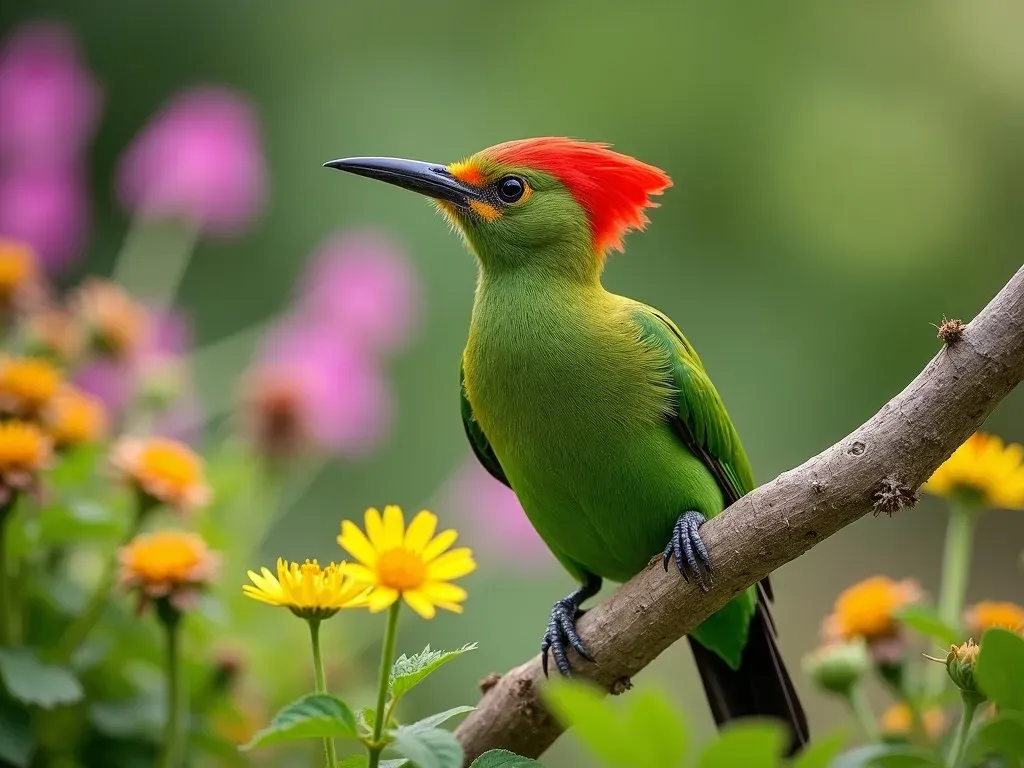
[663,510,712,592]
[541,573,602,678]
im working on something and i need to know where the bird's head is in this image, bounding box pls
[325,138,671,278]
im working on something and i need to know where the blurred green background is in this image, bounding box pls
[2,1,1023,765]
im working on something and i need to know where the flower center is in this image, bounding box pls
[127,532,206,582]
[139,440,202,490]
[376,547,427,591]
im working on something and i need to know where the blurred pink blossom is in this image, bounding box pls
[298,231,421,354]
[443,456,555,572]
[0,167,88,270]
[244,317,391,459]
[116,87,266,236]
[0,22,101,167]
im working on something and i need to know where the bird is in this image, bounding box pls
[324,138,809,752]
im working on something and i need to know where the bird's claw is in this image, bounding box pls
[662,510,712,592]
[541,596,594,678]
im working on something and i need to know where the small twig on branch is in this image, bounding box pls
[455,265,1024,764]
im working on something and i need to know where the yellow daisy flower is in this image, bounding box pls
[44,386,108,448]
[119,529,219,611]
[0,356,62,417]
[243,558,369,620]
[822,576,921,643]
[111,436,211,514]
[924,432,1024,509]
[0,420,52,505]
[880,703,946,739]
[337,505,476,619]
[965,601,1024,635]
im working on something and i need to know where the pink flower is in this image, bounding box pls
[0,167,88,271]
[116,87,266,236]
[298,231,420,354]
[442,456,555,572]
[242,318,391,460]
[0,22,100,168]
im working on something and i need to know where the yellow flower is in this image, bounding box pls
[0,356,62,417]
[111,436,211,514]
[72,278,149,359]
[44,386,108,448]
[0,420,52,505]
[243,558,369,620]
[822,576,921,643]
[0,239,40,309]
[924,432,1024,509]
[965,601,1024,635]
[880,703,946,739]
[119,530,219,610]
[337,505,476,619]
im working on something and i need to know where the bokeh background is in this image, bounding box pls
[1,1,1023,766]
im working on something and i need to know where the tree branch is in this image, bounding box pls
[455,265,1024,764]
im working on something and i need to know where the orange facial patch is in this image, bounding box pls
[448,160,485,187]
[469,200,501,220]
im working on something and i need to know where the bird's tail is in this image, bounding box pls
[688,595,809,756]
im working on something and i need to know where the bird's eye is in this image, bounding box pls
[496,175,526,204]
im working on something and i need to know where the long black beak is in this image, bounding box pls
[323,156,483,209]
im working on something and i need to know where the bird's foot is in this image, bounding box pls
[662,510,712,592]
[541,575,602,678]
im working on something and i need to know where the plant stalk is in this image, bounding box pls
[159,609,185,768]
[308,619,337,767]
[930,500,979,695]
[368,602,401,768]
[947,692,982,768]
[845,684,878,742]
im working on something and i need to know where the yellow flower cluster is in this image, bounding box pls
[245,505,476,621]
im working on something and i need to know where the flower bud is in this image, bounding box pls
[803,640,870,696]
[942,639,984,699]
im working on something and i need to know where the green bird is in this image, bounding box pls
[325,138,808,750]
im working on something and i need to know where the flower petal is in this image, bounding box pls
[338,521,379,566]
[341,563,378,584]
[364,507,386,550]
[367,586,399,612]
[426,548,476,581]
[404,510,437,553]
[421,529,458,562]
[422,581,468,603]
[403,589,437,619]
[382,505,405,548]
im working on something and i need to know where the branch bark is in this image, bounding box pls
[455,265,1024,764]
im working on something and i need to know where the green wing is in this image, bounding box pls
[633,305,755,505]
[460,360,510,488]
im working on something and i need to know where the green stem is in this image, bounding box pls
[0,507,10,646]
[55,511,144,662]
[930,501,978,695]
[845,685,878,742]
[368,602,401,768]
[159,611,185,768]
[308,619,337,768]
[947,692,981,768]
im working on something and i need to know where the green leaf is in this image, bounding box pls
[241,693,358,750]
[391,725,463,768]
[967,710,1024,766]
[542,680,632,766]
[831,745,942,767]
[358,706,376,732]
[622,688,687,768]
[698,720,787,768]
[896,605,960,646]
[790,732,847,768]
[0,698,33,767]
[0,648,83,709]
[409,705,475,730]
[469,750,546,767]
[976,628,1024,710]
[390,643,477,700]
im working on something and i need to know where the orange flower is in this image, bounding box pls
[119,530,219,611]
[880,703,946,739]
[965,601,1024,635]
[823,576,921,643]
[0,239,41,311]
[72,278,149,359]
[112,436,211,513]
[45,387,107,448]
[0,420,52,505]
[924,432,1024,510]
[0,356,62,417]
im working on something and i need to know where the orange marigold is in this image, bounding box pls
[45,386,107,448]
[965,601,1024,635]
[823,576,921,643]
[0,420,52,505]
[112,436,211,513]
[119,529,219,611]
[0,356,62,417]
[880,703,946,739]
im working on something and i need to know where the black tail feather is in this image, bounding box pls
[688,596,809,756]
